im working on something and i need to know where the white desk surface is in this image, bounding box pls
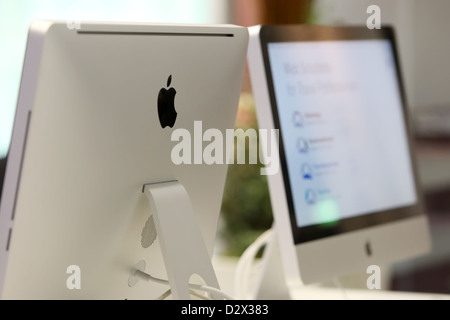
[289,286,450,300]
[212,256,450,300]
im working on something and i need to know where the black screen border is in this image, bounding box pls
[0,155,7,206]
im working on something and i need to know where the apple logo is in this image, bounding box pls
[158,75,177,128]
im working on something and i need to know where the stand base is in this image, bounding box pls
[142,181,220,300]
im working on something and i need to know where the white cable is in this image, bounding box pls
[156,288,211,300]
[155,289,172,300]
[135,270,233,300]
[332,277,349,300]
[188,290,211,300]
[189,283,233,300]
[234,228,274,300]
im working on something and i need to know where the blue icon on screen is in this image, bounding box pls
[302,163,313,180]
[305,189,316,205]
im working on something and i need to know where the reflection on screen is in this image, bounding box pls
[268,40,417,228]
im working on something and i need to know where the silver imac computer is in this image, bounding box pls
[0,21,248,299]
[248,25,431,291]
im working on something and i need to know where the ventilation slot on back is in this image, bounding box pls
[77,31,234,37]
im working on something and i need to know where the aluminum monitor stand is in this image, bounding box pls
[131,181,220,300]
[253,229,291,300]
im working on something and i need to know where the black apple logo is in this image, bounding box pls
[158,75,177,128]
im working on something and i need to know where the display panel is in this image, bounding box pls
[260,27,421,244]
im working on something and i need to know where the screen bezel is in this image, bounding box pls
[0,155,7,206]
[258,25,424,245]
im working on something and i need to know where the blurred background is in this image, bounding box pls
[1,0,450,294]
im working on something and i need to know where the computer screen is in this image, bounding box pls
[248,25,430,286]
[267,39,416,237]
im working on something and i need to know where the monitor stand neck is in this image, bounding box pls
[253,230,291,300]
[141,181,220,299]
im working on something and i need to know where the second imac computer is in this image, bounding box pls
[248,25,431,293]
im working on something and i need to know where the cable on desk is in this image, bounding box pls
[332,277,349,300]
[155,288,211,300]
[134,269,233,300]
